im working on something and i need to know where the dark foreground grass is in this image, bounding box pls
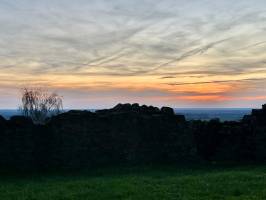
[0,164,266,200]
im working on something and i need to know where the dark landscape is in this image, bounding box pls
[1,103,266,171]
[0,103,266,199]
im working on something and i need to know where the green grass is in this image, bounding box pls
[0,164,266,200]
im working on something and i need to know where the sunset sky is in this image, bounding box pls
[1,0,266,109]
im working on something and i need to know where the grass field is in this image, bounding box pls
[0,165,266,200]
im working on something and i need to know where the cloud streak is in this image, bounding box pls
[167,78,266,86]
[0,0,266,108]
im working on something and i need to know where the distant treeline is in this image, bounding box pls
[0,103,266,171]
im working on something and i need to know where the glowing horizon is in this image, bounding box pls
[0,0,266,109]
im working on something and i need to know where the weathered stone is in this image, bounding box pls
[161,107,174,115]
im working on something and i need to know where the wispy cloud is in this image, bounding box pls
[0,0,266,108]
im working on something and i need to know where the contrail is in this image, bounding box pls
[150,37,233,72]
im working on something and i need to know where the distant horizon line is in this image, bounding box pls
[0,107,255,110]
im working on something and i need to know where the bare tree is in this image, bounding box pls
[19,88,63,124]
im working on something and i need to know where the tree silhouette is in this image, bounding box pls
[19,88,63,124]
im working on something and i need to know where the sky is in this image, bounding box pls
[0,0,266,109]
